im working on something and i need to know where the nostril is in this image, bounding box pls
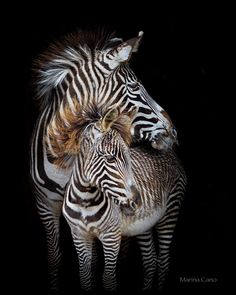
[130,185,141,206]
[172,127,178,138]
[133,192,141,207]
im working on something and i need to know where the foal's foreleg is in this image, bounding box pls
[100,232,121,291]
[71,231,93,291]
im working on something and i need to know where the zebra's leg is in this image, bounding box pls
[137,230,158,290]
[70,231,93,291]
[119,236,130,263]
[36,195,63,293]
[155,188,184,289]
[155,213,179,290]
[101,233,121,291]
[91,239,99,288]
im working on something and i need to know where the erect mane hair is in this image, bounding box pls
[46,98,100,167]
[107,114,133,146]
[33,27,123,109]
[46,99,132,168]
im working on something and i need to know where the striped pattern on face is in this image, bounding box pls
[81,125,135,202]
[35,29,178,156]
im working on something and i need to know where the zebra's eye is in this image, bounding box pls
[105,155,116,162]
[129,82,139,91]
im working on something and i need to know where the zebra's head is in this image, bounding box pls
[80,106,141,211]
[36,29,178,151]
[96,31,178,150]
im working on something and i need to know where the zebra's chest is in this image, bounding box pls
[43,149,72,186]
[121,207,165,236]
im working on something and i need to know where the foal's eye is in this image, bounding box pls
[105,155,116,162]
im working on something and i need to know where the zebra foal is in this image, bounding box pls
[59,106,186,291]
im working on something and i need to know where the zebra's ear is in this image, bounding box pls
[107,31,144,69]
[101,108,120,132]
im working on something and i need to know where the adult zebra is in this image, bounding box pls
[61,106,186,291]
[30,29,178,292]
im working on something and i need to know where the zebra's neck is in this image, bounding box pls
[53,63,137,110]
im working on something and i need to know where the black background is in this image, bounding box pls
[5,3,232,294]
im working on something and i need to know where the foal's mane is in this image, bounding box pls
[46,97,132,168]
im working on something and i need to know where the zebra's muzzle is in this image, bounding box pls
[151,127,179,150]
[128,185,141,208]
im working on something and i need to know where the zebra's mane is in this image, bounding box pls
[34,28,123,108]
[46,99,132,168]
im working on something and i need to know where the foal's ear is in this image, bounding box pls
[126,106,139,121]
[117,106,139,132]
[101,108,120,132]
[107,31,144,69]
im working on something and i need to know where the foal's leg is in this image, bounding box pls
[137,230,158,290]
[119,236,130,262]
[91,239,99,288]
[71,231,93,291]
[100,232,121,291]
